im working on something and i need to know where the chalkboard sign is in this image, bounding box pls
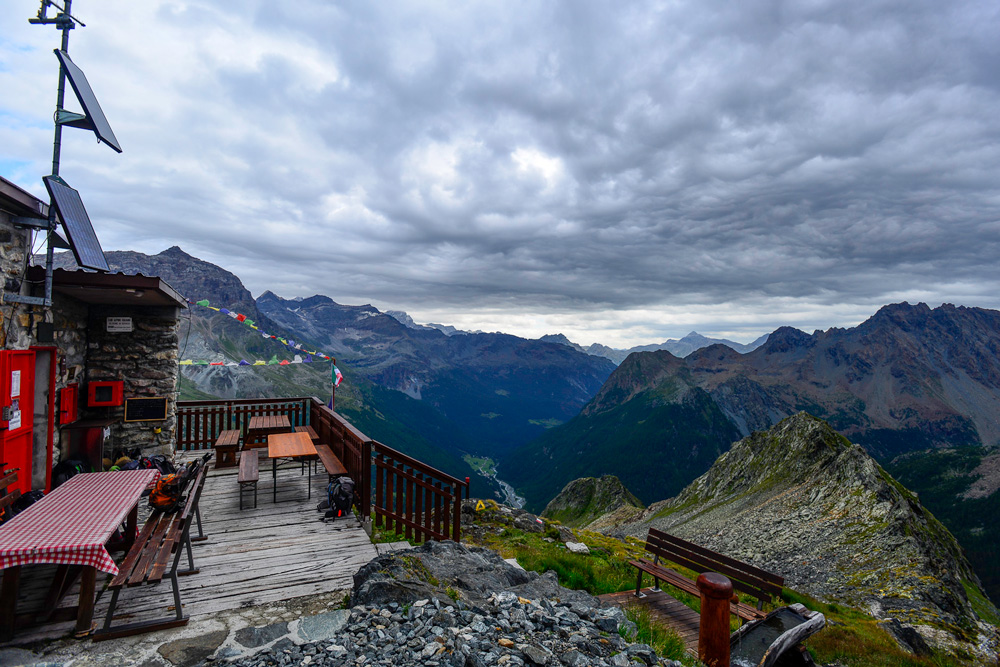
[124,397,168,422]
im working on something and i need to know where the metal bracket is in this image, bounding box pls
[12,216,49,230]
[3,293,50,307]
[54,109,93,130]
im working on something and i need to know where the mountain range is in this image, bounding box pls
[503,301,1000,603]
[45,247,615,488]
[538,330,769,364]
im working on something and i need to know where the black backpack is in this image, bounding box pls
[141,455,176,476]
[6,490,45,521]
[324,476,354,519]
[51,459,88,488]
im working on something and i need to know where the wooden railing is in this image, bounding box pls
[370,442,466,544]
[176,397,310,450]
[176,397,468,542]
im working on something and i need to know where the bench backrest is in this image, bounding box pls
[645,527,784,601]
[180,461,208,521]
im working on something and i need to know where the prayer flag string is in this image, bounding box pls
[182,298,343,384]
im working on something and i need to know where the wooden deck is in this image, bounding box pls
[1,454,378,643]
[598,588,701,654]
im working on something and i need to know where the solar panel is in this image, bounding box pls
[43,176,110,272]
[54,50,122,153]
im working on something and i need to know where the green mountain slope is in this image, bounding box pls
[886,447,1000,618]
[503,375,741,513]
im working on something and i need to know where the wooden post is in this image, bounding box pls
[697,572,732,667]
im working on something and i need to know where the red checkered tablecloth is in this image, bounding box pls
[0,469,159,575]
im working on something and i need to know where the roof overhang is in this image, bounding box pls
[25,266,188,308]
[0,176,49,220]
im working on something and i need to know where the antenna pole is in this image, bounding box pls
[43,1,75,306]
[51,0,73,179]
[25,0,78,307]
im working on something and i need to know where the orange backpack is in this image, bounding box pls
[149,466,192,512]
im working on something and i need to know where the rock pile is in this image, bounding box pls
[225,541,684,667]
[225,593,681,667]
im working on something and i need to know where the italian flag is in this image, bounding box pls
[333,365,343,387]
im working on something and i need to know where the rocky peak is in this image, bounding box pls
[538,333,579,349]
[760,326,814,354]
[584,349,688,415]
[862,301,934,333]
[540,475,644,528]
[687,342,744,365]
[159,245,194,260]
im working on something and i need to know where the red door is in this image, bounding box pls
[0,350,36,495]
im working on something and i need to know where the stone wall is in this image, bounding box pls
[49,294,88,466]
[83,305,181,459]
[0,209,37,351]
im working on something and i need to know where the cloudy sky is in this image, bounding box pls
[2,1,999,348]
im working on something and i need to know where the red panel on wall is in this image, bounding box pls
[59,383,79,425]
[0,350,36,495]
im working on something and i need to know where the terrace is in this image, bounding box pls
[0,397,468,643]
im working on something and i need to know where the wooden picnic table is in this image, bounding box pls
[0,469,159,639]
[245,415,292,448]
[267,432,317,503]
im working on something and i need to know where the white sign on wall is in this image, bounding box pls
[10,370,20,398]
[106,317,134,333]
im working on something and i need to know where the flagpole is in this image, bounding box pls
[330,358,336,412]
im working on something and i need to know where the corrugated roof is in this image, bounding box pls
[25,265,188,308]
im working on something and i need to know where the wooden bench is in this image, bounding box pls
[93,459,210,641]
[213,429,241,469]
[293,424,319,442]
[314,444,347,482]
[629,528,783,622]
[0,467,21,525]
[238,450,259,510]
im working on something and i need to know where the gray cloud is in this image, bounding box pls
[2,0,999,345]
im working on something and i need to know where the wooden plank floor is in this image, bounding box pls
[598,588,701,654]
[2,454,378,643]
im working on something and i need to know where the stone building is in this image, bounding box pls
[0,175,185,495]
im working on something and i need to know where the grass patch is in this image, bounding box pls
[780,589,973,667]
[961,578,1000,627]
[463,455,497,476]
[515,546,636,594]
[528,418,563,428]
[369,527,420,546]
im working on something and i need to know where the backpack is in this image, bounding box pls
[147,455,177,475]
[149,459,199,512]
[51,459,88,488]
[323,476,354,519]
[139,455,176,476]
[149,453,211,512]
[6,490,45,521]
